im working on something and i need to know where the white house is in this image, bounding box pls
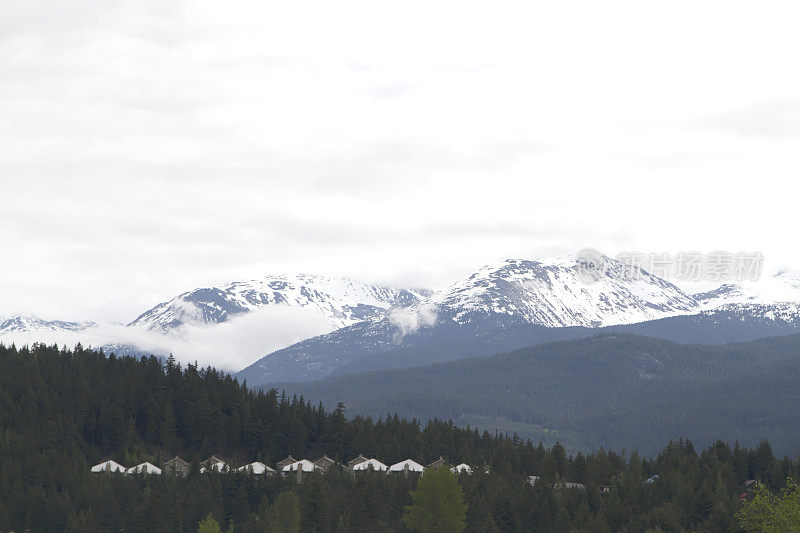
[282,459,321,473]
[237,462,276,475]
[451,463,473,474]
[200,457,229,473]
[91,460,127,473]
[351,458,388,472]
[388,459,425,474]
[127,462,162,475]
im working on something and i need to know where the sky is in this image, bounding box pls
[2,0,800,324]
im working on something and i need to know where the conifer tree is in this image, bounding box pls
[403,467,466,532]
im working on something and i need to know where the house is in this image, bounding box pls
[127,462,162,475]
[347,454,369,471]
[236,462,276,476]
[644,475,659,484]
[276,455,297,471]
[740,479,758,502]
[451,463,473,474]
[200,456,229,473]
[282,459,322,484]
[164,456,190,477]
[312,455,338,472]
[90,460,127,473]
[425,457,452,471]
[282,459,320,473]
[388,459,425,476]
[599,485,612,493]
[554,481,586,490]
[351,458,388,472]
[528,475,540,486]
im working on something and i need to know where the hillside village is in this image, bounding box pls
[91,454,475,483]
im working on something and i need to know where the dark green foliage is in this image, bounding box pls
[1,342,799,531]
[266,491,300,533]
[197,513,223,533]
[403,467,466,532]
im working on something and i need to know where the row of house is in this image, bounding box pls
[91,454,474,481]
[91,460,162,475]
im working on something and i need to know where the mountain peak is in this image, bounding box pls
[0,314,93,334]
[695,271,800,310]
[424,255,696,328]
[129,274,430,332]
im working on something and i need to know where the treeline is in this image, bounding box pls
[1,343,799,531]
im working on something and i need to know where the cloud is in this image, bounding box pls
[2,1,800,325]
[387,303,439,343]
[693,99,800,140]
[0,306,333,372]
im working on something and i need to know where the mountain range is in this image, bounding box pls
[236,257,800,385]
[0,315,94,335]
[3,254,800,388]
[128,274,429,332]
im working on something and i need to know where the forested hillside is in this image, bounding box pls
[277,334,800,455]
[1,342,799,531]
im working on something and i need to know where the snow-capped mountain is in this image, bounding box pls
[237,255,705,384]
[129,274,429,332]
[695,271,800,308]
[425,257,698,328]
[0,315,94,335]
[694,272,800,325]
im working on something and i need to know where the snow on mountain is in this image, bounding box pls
[129,274,429,333]
[0,315,94,335]
[693,271,800,324]
[418,256,699,329]
[237,255,703,384]
[695,271,800,308]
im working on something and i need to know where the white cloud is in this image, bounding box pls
[388,303,439,343]
[0,306,332,372]
[1,0,799,325]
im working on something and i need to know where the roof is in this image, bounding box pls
[127,462,162,475]
[425,457,452,470]
[554,481,586,490]
[276,455,296,467]
[200,455,225,467]
[351,458,388,471]
[200,460,229,473]
[282,459,321,473]
[91,460,127,473]
[451,463,472,474]
[347,454,368,467]
[388,459,425,472]
[164,456,190,467]
[237,462,275,474]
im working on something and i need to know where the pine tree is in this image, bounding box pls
[403,467,467,532]
[197,513,222,533]
[266,491,300,533]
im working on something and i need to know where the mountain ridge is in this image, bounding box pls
[237,259,800,385]
[128,274,430,332]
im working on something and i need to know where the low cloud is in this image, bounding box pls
[0,306,333,373]
[387,303,438,343]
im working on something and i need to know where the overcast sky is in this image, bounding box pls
[2,1,800,323]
